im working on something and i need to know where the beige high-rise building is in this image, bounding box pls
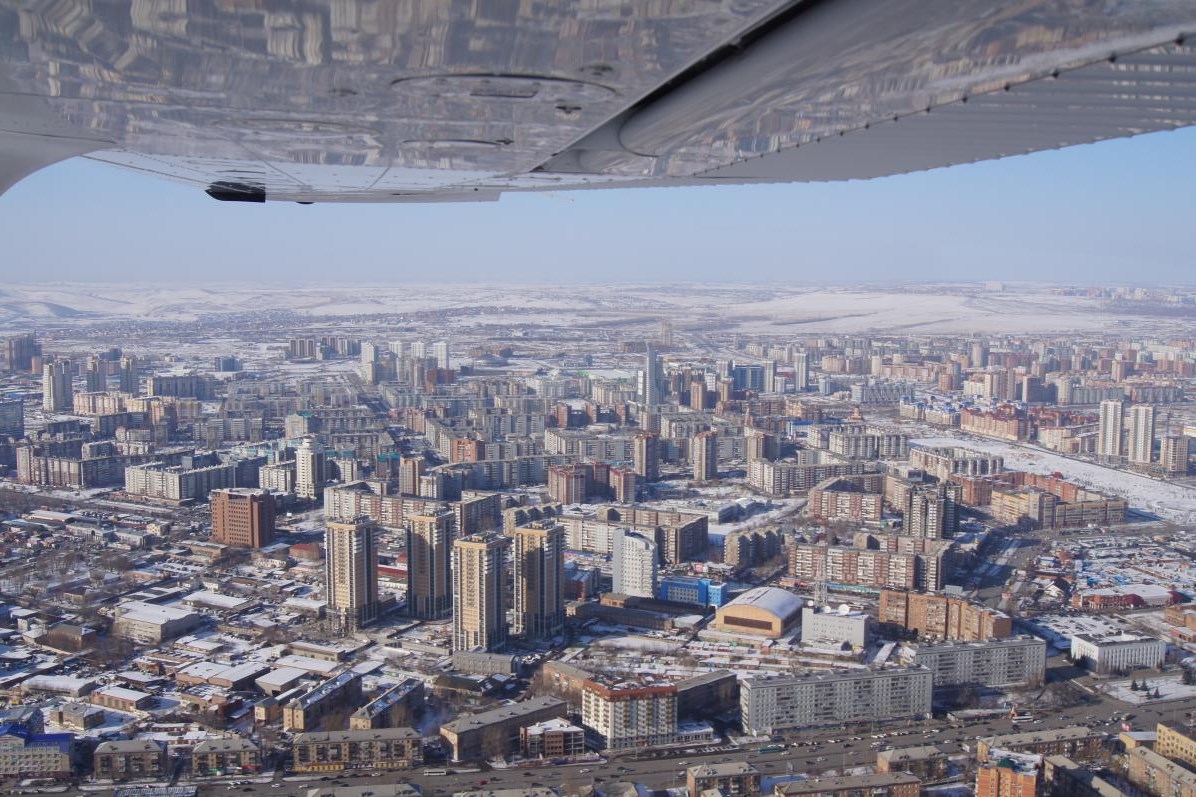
[451,532,509,652]
[693,430,718,481]
[746,429,778,462]
[406,510,454,620]
[513,522,564,640]
[633,432,660,482]
[42,359,72,412]
[296,438,326,500]
[399,456,425,496]
[325,517,380,632]
[1162,435,1190,475]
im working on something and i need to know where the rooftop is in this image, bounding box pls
[441,697,565,734]
[775,773,921,795]
[723,586,803,619]
[983,726,1105,747]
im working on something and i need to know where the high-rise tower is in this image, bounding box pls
[633,432,660,482]
[692,430,719,481]
[325,517,381,632]
[1128,404,1156,465]
[612,529,658,598]
[295,438,326,499]
[1097,399,1124,459]
[451,532,509,652]
[406,510,454,620]
[639,344,662,406]
[42,359,72,412]
[513,522,564,640]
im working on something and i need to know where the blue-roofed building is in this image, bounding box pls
[658,576,728,608]
[0,724,73,778]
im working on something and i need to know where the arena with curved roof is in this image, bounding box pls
[713,587,804,638]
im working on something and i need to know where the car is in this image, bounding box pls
[580,769,591,774]
[523,772,533,777]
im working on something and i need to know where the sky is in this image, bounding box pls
[0,125,1193,286]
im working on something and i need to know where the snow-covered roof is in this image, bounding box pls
[724,587,803,620]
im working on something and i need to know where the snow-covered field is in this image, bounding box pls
[912,436,1196,523]
[0,282,1182,336]
[1101,674,1196,704]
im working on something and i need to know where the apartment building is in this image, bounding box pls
[520,718,586,759]
[192,738,260,775]
[807,477,883,523]
[452,532,509,652]
[790,544,918,591]
[740,667,932,735]
[686,762,761,797]
[976,752,1041,797]
[349,679,424,730]
[1157,723,1196,769]
[976,727,1107,763]
[774,773,921,797]
[878,589,1012,641]
[0,728,72,780]
[513,522,565,641]
[440,696,566,762]
[291,728,422,772]
[211,488,275,548]
[93,739,167,781]
[283,672,364,732]
[581,675,678,750]
[406,511,454,620]
[1128,747,1196,797]
[908,446,1003,481]
[906,637,1046,688]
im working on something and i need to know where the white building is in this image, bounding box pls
[1097,400,1124,458]
[612,529,657,598]
[1128,404,1156,465]
[295,438,326,500]
[1070,633,1165,675]
[907,636,1046,687]
[800,605,871,648]
[740,667,932,735]
[432,340,450,370]
[113,600,203,644]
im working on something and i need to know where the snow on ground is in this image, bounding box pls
[1100,674,1196,704]
[912,436,1196,523]
[1,283,1188,337]
[591,635,684,654]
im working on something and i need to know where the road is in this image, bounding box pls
[120,680,1196,797]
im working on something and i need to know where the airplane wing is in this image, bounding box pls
[1,1,1194,203]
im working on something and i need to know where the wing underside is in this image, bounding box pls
[1,0,1194,202]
